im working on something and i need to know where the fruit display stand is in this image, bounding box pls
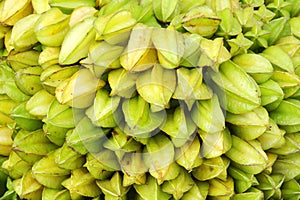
[1,0,300,199]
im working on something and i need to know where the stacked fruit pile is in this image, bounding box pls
[1,0,300,199]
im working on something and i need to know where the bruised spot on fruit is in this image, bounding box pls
[112,130,118,136]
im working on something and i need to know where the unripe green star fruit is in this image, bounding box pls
[66,117,108,155]
[173,67,213,110]
[270,71,300,89]
[180,33,202,67]
[228,165,259,193]
[10,102,43,131]
[4,29,14,53]
[134,175,172,200]
[120,24,157,72]
[175,135,203,171]
[234,6,256,28]
[263,16,291,45]
[26,89,55,119]
[136,64,176,111]
[281,121,300,134]
[35,8,70,47]
[210,60,261,114]
[98,0,134,15]
[162,169,194,200]
[0,73,16,103]
[12,129,57,164]
[249,4,269,21]
[267,1,294,17]
[225,136,268,174]
[290,17,300,39]
[122,95,166,138]
[281,179,300,200]
[13,170,43,200]
[290,86,300,99]
[108,68,138,98]
[38,47,60,69]
[86,89,121,128]
[0,126,13,156]
[231,190,264,200]
[48,0,96,14]
[94,10,136,45]
[270,99,300,129]
[161,105,197,147]
[191,94,225,133]
[43,123,69,146]
[143,134,179,184]
[216,8,242,37]
[55,142,85,170]
[180,0,206,12]
[10,14,40,52]
[120,152,148,186]
[45,99,78,129]
[61,167,102,198]
[0,62,14,93]
[232,53,273,84]
[144,133,175,172]
[269,132,300,155]
[255,173,284,199]
[199,128,232,159]
[273,152,300,181]
[2,83,30,109]
[225,106,269,141]
[55,68,104,108]
[42,188,71,200]
[130,2,154,23]
[69,6,98,27]
[96,172,130,200]
[207,0,240,14]
[276,36,300,57]
[81,41,124,78]
[286,0,300,17]
[123,171,147,188]
[32,150,70,189]
[103,127,142,159]
[264,152,278,174]
[0,0,33,26]
[1,151,31,179]
[192,156,228,181]
[181,181,209,200]
[152,26,184,69]
[14,66,43,96]
[85,150,119,180]
[217,156,231,181]
[152,0,180,23]
[40,65,80,95]
[31,0,50,14]
[261,45,294,73]
[258,118,286,150]
[0,94,17,125]
[198,37,231,72]
[59,17,96,65]
[259,79,284,111]
[182,5,221,37]
[283,86,300,99]
[208,177,234,199]
[163,14,182,31]
[6,50,40,71]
